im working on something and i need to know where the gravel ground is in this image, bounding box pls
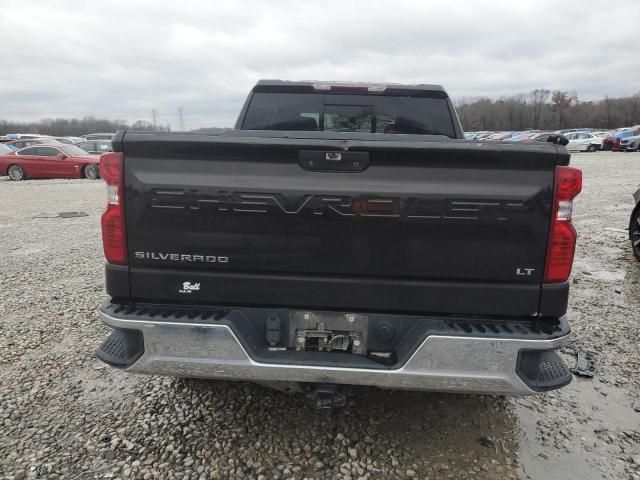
[0,151,639,480]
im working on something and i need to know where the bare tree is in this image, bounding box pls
[453,90,639,131]
[454,97,470,127]
[601,96,612,128]
[529,89,550,129]
[624,93,640,126]
[551,91,578,129]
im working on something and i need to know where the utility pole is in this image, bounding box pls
[178,107,185,131]
[151,109,157,128]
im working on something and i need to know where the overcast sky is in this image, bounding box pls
[1,0,639,129]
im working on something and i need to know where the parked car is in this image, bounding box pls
[75,140,113,154]
[555,128,593,135]
[619,134,640,152]
[508,131,541,141]
[0,143,14,155]
[51,137,81,144]
[565,131,607,152]
[601,133,616,151]
[488,131,516,140]
[84,133,115,140]
[5,137,63,151]
[603,129,640,151]
[0,144,100,180]
[630,187,640,260]
[473,132,496,140]
[526,132,569,146]
[12,133,49,140]
[475,131,496,140]
[95,80,581,408]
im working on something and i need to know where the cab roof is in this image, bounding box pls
[253,79,448,97]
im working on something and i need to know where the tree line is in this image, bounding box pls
[0,116,170,136]
[4,91,640,136]
[455,90,640,132]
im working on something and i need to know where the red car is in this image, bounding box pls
[0,144,100,181]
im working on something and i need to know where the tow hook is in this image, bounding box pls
[304,383,352,410]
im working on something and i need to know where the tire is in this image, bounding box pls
[629,205,640,261]
[586,144,596,152]
[83,164,99,180]
[7,164,25,181]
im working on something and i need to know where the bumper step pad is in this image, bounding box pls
[95,328,144,368]
[517,350,572,391]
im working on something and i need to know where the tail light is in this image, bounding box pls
[99,152,127,265]
[544,166,582,282]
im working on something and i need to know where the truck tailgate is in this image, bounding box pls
[119,132,564,317]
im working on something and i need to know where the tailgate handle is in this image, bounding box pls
[299,150,369,172]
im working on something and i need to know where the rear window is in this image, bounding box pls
[241,92,456,137]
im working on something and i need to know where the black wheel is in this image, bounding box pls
[586,144,596,152]
[83,164,99,180]
[7,164,25,181]
[630,206,640,261]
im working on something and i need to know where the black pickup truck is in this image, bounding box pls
[96,80,582,407]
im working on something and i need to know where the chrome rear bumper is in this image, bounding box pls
[98,307,571,395]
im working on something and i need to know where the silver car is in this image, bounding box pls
[565,131,610,152]
[620,134,640,152]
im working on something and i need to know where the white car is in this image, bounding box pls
[13,133,50,140]
[620,134,640,152]
[565,131,609,152]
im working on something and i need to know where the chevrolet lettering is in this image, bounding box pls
[150,190,527,222]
